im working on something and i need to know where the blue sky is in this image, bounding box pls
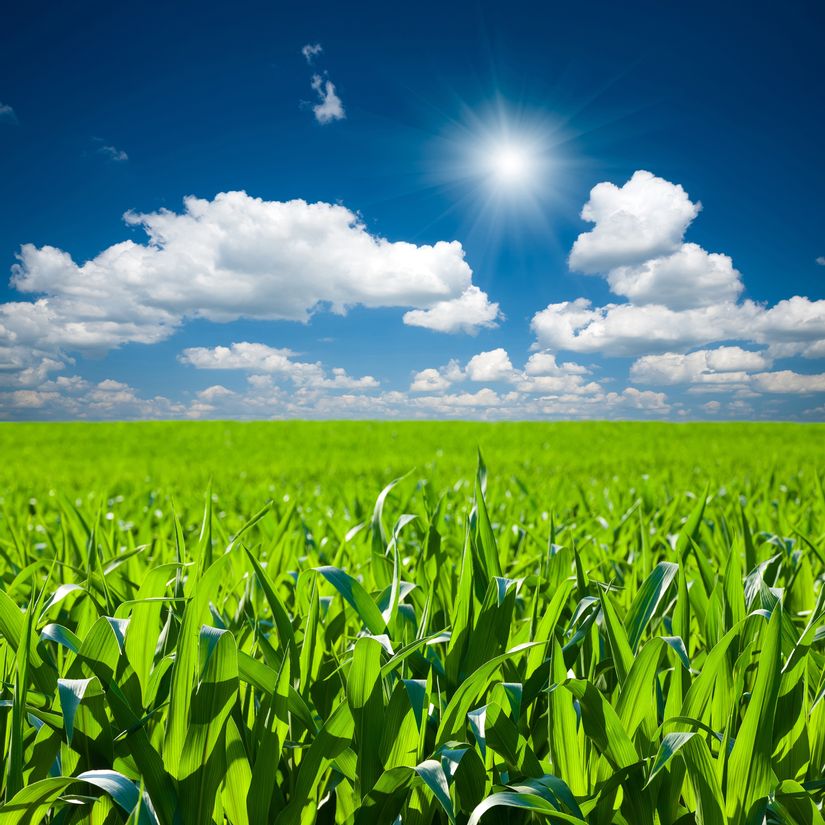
[1,0,824,420]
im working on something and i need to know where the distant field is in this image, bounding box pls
[0,422,823,823]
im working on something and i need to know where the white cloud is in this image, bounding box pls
[410,368,451,393]
[311,74,345,124]
[750,370,825,394]
[534,171,825,364]
[630,347,825,396]
[301,43,323,64]
[197,385,235,401]
[408,347,599,399]
[409,359,464,392]
[569,170,700,274]
[466,348,514,382]
[402,285,500,334]
[531,295,825,358]
[1,377,185,419]
[606,244,743,310]
[0,102,18,124]
[524,352,589,376]
[816,256,825,266]
[1,192,497,386]
[180,342,379,389]
[630,347,771,385]
[615,387,670,412]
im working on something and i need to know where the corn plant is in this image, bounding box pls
[0,423,823,824]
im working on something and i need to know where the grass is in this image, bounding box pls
[0,421,823,824]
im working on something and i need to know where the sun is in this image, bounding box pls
[490,144,531,185]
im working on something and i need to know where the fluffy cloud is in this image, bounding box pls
[180,342,378,389]
[630,346,825,395]
[606,244,742,310]
[524,352,589,376]
[0,377,186,420]
[750,370,825,394]
[402,285,500,334]
[532,288,825,358]
[631,347,771,385]
[1,192,497,387]
[311,75,345,123]
[409,347,600,398]
[535,171,825,365]
[569,170,700,274]
[466,348,514,382]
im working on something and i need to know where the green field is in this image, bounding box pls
[0,422,823,824]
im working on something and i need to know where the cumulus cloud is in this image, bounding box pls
[535,171,825,365]
[532,278,825,357]
[569,170,700,274]
[630,347,771,385]
[0,102,18,124]
[466,348,514,382]
[402,285,500,334]
[606,244,743,310]
[0,377,185,420]
[180,342,379,389]
[529,170,825,415]
[1,192,497,388]
[310,74,345,124]
[630,346,825,396]
[750,370,825,394]
[409,347,600,399]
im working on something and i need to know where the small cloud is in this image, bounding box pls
[0,102,18,125]
[301,43,323,64]
[816,256,825,266]
[98,143,128,162]
[310,74,345,124]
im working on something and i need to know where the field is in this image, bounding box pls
[0,421,823,825]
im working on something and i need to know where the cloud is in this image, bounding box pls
[0,102,18,124]
[98,144,128,162]
[466,348,514,382]
[409,359,464,392]
[403,285,500,334]
[1,377,185,419]
[569,170,700,274]
[750,370,825,394]
[409,347,600,399]
[533,297,825,358]
[301,43,323,64]
[534,171,825,363]
[816,256,825,266]
[630,347,771,385]
[606,244,743,310]
[1,191,497,386]
[529,170,825,414]
[524,352,589,376]
[180,342,379,389]
[630,346,825,395]
[311,74,345,124]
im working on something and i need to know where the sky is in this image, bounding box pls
[1,0,824,421]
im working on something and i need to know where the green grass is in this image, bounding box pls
[0,421,823,824]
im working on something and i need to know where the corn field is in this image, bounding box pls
[0,422,823,824]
